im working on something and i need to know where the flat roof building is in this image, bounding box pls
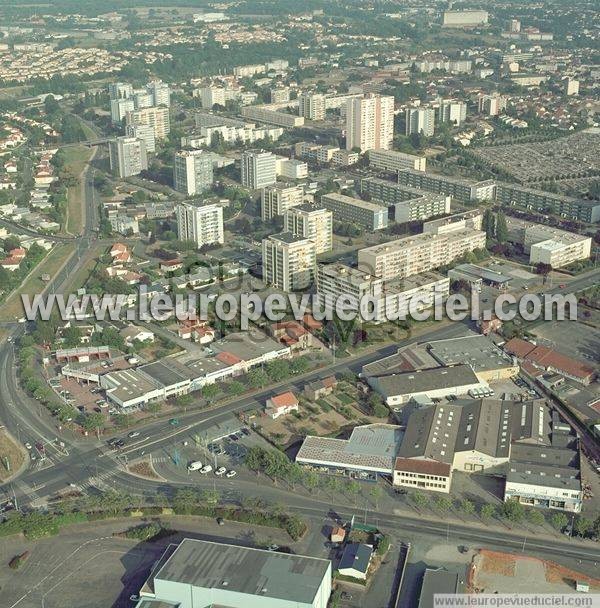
[321,192,388,231]
[284,204,333,254]
[137,538,332,608]
[367,149,426,173]
[262,232,316,292]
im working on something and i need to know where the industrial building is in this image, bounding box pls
[135,538,332,608]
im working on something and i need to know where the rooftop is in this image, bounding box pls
[296,424,403,473]
[153,539,330,604]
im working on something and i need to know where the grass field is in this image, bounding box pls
[63,145,94,235]
[0,430,25,482]
[0,243,75,321]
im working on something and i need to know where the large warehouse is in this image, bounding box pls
[295,423,404,480]
[136,538,332,608]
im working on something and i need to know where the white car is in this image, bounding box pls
[226,470,237,478]
[200,465,213,474]
[215,467,227,476]
[128,431,140,438]
[25,442,32,450]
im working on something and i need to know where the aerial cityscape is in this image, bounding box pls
[0,0,598,607]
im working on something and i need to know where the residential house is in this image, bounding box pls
[265,391,299,419]
[304,376,337,400]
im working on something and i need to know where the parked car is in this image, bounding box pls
[200,465,213,474]
[187,461,203,472]
[128,431,140,438]
[215,467,227,476]
[226,470,237,478]
[169,418,180,426]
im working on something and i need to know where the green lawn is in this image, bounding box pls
[63,145,94,235]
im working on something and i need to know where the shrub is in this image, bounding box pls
[9,551,30,570]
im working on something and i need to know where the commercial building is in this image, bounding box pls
[261,183,304,221]
[108,136,148,178]
[346,94,394,152]
[284,205,333,254]
[125,123,155,153]
[405,107,435,137]
[135,538,332,608]
[241,105,305,128]
[360,177,450,223]
[367,149,426,173]
[321,192,388,231]
[437,100,467,126]
[397,169,496,203]
[448,263,511,289]
[443,10,489,27]
[506,217,592,267]
[125,106,170,140]
[418,569,465,608]
[296,423,403,479]
[299,92,326,121]
[367,364,485,406]
[496,182,600,223]
[357,229,486,280]
[241,149,277,189]
[176,202,224,249]
[262,232,316,291]
[173,150,214,196]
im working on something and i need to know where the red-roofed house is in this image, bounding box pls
[269,321,312,351]
[216,351,243,366]
[505,338,595,385]
[109,243,131,264]
[393,457,452,494]
[265,391,299,419]
[302,314,323,332]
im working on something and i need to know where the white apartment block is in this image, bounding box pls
[241,105,305,128]
[346,94,394,153]
[126,124,156,153]
[126,106,170,140]
[173,150,214,196]
[110,97,134,124]
[422,209,483,235]
[443,10,489,26]
[276,157,308,179]
[414,59,472,74]
[437,100,467,125]
[147,80,171,107]
[262,233,316,291]
[317,263,384,318]
[299,92,326,121]
[284,205,333,254]
[477,93,508,116]
[405,107,435,137]
[261,183,304,221]
[271,87,290,104]
[176,202,224,249]
[321,192,388,231]
[233,64,266,78]
[109,82,133,100]
[241,149,277,189]
[508,220,592,268]
[108,136,148,178]
[358,229,487,280]
[368,149,426,173]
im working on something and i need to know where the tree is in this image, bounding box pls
[495,212,508,242]
[460,499,475,516]
[247,368,268,389]
[201,384,219,401]
[80,412,105,436]
[200,489,220,505]
[265,359,291,382]
[411,491,429,510]
[480,503,496,520]
[435,496,453,513]
[369,486,383,508]
[574,516,592,538]
[290,356,310,374]
[172,488,198,515]
[227,381,245,396]
[550,512,568,531]
[145,402,162,417]
[501,499,525,523]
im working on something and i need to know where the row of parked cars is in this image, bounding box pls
[187,461,237,477]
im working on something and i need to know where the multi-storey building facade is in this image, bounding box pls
[173,150,214,196]
[405,107,435,137]
[125,123,156,153]
[261,183,304,221]
[367,149,426,173]
[397,169,497,203]
[299,93,326,121]
[108,136,148,178]
[358,229,486,280]
[284,205,333,254]
[321,192,388,230]
[126,106,170,140]
[346,94,394,152]
[176,202,224,249]
[360,177,450,223]
[241,149,277,189]
[262,233,316,291]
